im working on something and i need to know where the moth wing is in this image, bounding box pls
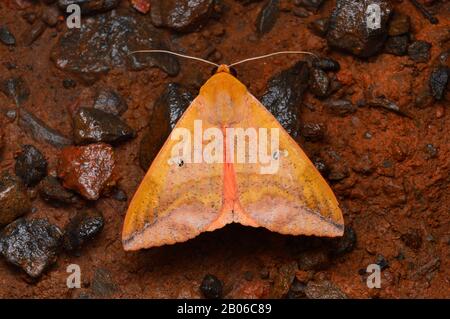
[122,96,226,250]
[232,93,344,237]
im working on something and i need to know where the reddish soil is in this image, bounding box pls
[0,0,448,298]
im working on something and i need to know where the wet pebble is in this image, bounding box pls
[1,77,30,105]
[38,176,80,206]
[308,17,329,37]
[256,0,279,35]
[327,0,392,57]
[73,107,135,145]
[0,171,31,227]
[384,35,409,56]
[407,40,431,63]
[131,0,151,14]
[51,13,179,83]
[151,0,215,32]
[260,61,309,138]
[93,88,128,116]
[305,280,347,299]
[0,218,63,278]
[58,0,120,14]
[139,83,194,171]
[313,57,340,72]
[388,13,410,36]
[309,68,330,98]
[63,209,104,251]
[14,145,48,186]
[57,143,116,200]
[0,25,16,46]
[301,123,325,141]
[401,229,422,250]
[429,66,449,100]
[325,99,356,116]
[19,108,72,148]
[200,274,223,299]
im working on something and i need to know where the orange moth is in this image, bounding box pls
[123,51,344,251]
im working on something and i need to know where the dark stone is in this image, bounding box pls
[429,66,449,100]
[57,143,116,200]
[325,99,356,116]
[297,249,330,271]
[260,61,309,138]
[200,274,223,299]
[401,229,422,250]
[63,79,77,89]
[330,226,357,256]
[305,281,347,299]
[51,13,179,83]
[301,123,325,141]
[424,143,438,159]
[286,279,307,299]
[14,145,48,186]
[309,68,330,98]
[256,0,279,35]
[139,83,194,171]
[376,254,389,270]
[112,188,127,202]
[0,172,31,227]
[38,176,80,206]
[312,157,329,176]
[313,58,340,72]
[63,209,104,251]
[91,268,118,297]
[308,17,329,37]
[151,0,215,32]
[73,107,135,145]
[0,218,63,278]
[407,40,431,63]
[388,13,410,36]
[93,88,128,116]
[18,108,73,148]
[1,77,30,106]
[295,0,325,11]
[327,0,392,57]
[0,25,16,46]
[58,0,120,14]
[384,35,409,56]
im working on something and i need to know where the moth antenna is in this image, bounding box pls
[228,51,318,67]
[129,49,220,67]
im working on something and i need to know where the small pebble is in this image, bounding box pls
[14,144,48,187]
[200,274,223,299]
[63,209,104,251]
[0,171,31,227]
[0,25,16,46]
[407,40,431,63]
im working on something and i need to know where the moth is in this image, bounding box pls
[123,51,344,251]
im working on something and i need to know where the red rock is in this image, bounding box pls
[131,0,150,14]
[57,143,116,200]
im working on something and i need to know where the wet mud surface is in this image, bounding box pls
[0,0,449,298]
